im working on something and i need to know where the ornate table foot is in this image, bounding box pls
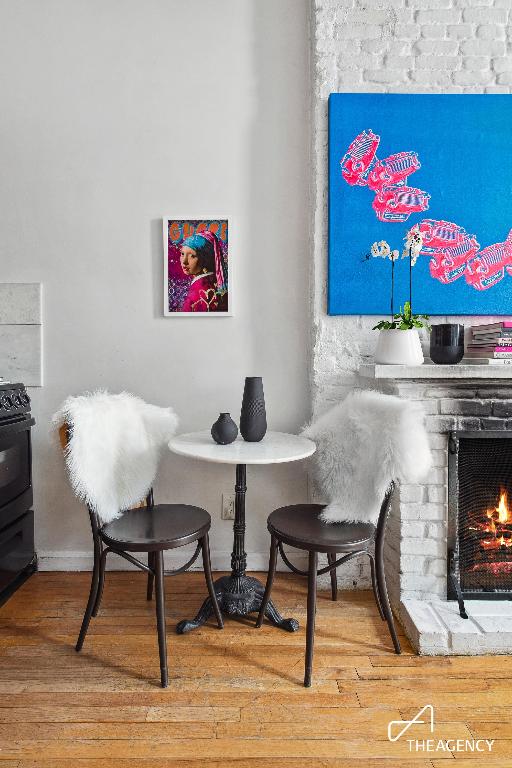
[261,598,299,632]
[176,597,216,634]
[176,574,299,633]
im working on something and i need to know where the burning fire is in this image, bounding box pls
[497,492,510,524]
[482,489,512,549]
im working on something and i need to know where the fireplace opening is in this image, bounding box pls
[448,431,512,616]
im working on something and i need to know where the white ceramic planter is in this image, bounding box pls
[374,329,424,365]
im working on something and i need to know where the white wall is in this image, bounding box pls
[0,0,311,569]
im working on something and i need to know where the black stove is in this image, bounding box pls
[0,382,36,605]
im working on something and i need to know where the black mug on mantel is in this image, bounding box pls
[430,323,465,364]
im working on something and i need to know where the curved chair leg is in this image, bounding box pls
[154,550,168,688]
[92,549,108,617]
[327,553,338,601]
[256,534,278,628]
[201,534,223,629]
[304,550,318,687]
[76,547,101,652]
[369,553,385,620]
[375,547,401,654]
[147,552,155,601]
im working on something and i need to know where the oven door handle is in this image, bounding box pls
[0,417,35,436]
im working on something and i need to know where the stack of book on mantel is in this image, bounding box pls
[465,321,512,365]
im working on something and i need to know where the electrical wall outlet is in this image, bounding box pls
[221,493,236,520]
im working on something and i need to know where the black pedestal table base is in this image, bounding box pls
[176,574,298,633]
[176,463,299,634]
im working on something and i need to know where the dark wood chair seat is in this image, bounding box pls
[268,504,374,552]
[256,485,401,687]
[102,504,211,552]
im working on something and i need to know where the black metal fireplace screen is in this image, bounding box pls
[448,431,512,618]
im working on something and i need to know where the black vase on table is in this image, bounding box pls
[430,323,465,364]
[240,377,267,442]
[211,413,238,445]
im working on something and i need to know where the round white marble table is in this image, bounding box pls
[168,430,316,633]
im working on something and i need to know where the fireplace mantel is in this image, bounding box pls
[360,363,512,380]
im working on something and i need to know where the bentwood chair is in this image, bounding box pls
[256,483,400,687]
[59,427,223,688]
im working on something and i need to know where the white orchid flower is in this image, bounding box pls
[402,225,424,262]
[371,240,391,259]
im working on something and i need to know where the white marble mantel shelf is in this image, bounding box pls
[360,362,512,380]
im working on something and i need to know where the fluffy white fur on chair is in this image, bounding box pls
[54,391,179,524]
[302,389,432,524]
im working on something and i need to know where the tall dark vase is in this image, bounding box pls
[240,377,267,442]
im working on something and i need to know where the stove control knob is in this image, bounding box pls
[12,395,21,407]
[21,393,30,406]
[1,396,12,409]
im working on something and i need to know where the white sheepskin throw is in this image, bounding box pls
[53,391,179,524]
[302,390,432,524]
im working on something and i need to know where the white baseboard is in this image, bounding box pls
[36,549,372,588]
[37,549,309,573]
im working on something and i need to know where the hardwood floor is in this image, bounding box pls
[0,571,511,766]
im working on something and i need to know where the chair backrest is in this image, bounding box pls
[303,390,431,525]
[54,392,176,524]
[375,481,396,552]
[58,422,154,532]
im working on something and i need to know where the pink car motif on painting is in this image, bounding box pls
[407,219,512,290]
[340,130,430,222]
[429,237,481,284]
[415,220,475,250]
[340,130,380,186]
[412,219,480,284]
[465,230,512,290]
[372,184,431,223]
[367,151,422,192]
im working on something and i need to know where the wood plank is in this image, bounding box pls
[239,705,402,724]
[342,679,512,708]
[357,662,512,680]
[468,721,512,739]
[433,761,512,767]
[14,761,436,768]
[0,737,455,759]
[401,706,512,724]
[0,723,217,741]
[432,755,512,768]
[0,691,358,708]
[0,706,240,723]
[217,720,473,741]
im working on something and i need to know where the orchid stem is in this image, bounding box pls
[391,257,394,322]
[409,246,412,313]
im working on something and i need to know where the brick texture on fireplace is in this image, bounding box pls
[382,381,512,611]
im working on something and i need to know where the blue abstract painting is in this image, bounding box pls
[328,93,512,315]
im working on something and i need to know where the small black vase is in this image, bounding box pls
[211,413,238,445]
[430,323,465,364]
[240,377,267,442]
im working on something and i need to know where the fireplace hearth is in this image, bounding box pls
[448,431,512,618]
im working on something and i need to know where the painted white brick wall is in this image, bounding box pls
[311,0,512,592]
